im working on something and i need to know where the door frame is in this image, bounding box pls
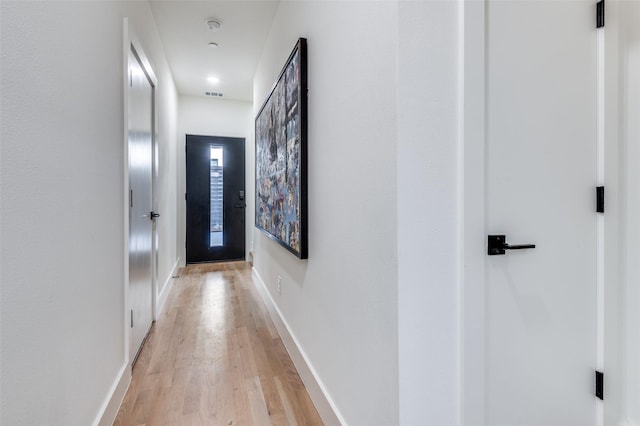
[123,19,159,367]
[459,1,621,424]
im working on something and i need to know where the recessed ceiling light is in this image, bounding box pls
[208,42,219,48]
[207,76,220,84]
[206,19,222,32]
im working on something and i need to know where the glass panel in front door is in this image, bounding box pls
[210,146,223,247]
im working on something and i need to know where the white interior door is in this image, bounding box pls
[128,48,154,364]
[485,1,597,424]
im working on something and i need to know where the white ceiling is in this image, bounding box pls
[148,1,279,102]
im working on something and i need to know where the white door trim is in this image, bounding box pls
[458,0,486,424]
[123,18,158,367]
[601,1,622,424]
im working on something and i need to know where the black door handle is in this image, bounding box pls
[150,211,160,220]
[488,235,535,255]
[234,204,246,208]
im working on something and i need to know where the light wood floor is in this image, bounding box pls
[114,261,323,426]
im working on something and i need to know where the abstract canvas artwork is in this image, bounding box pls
[255,38,308,259]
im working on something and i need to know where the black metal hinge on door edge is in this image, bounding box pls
[596,186,605,213]
[595,370,604,400]
[597,0,605,28]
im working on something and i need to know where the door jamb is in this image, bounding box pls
[601,2,622,424]
[458,0,486,424]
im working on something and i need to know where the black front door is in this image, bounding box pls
[186,135,245,263]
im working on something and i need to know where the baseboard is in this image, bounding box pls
[156,258,180,319]
[93,361,131,426]
[251,268,345,426]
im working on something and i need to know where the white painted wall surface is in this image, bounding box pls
[620,1,640,424]
[0,2,178,424]
[253,2,399,424]
[154,48,180,312]
[397,1,461,425]
[177,96,253,265]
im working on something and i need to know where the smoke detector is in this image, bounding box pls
[206,19,222,31]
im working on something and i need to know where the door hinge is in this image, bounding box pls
[130,189,134,208]
[596,186,605,213]
[185,193,187,201]
[595,370,604,400]
[130,309,134,328]
[597,0,605,28]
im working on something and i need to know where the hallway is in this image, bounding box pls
[113,262,322,425]
[5,1,640,424]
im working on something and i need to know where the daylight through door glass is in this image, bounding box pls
[210,146,223,247]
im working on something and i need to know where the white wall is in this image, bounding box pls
[155,43,180,311]
[251,2,638,426]
[620,1,640,424]
[177,96,253,265]
[397,1,461,424]
[0,1,178,424]
[253,2,399,424]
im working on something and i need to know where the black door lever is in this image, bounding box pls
[488,235,535,255]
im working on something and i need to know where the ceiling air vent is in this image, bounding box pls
[205,91,224,97]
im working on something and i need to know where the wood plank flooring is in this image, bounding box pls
[114,262,323,426]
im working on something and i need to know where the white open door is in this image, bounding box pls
[485,1,598,424]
